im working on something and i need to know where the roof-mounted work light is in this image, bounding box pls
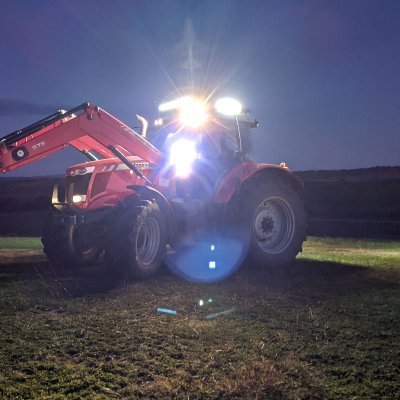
[215,97,242,116]
[158,96,208,128]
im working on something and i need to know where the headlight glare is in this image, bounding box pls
[169,139,198,177]
[72,194,86,203]
[159,96,208,128]
[178,97,208,128]
[215,97,242,116]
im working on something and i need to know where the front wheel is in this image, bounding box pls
[42,220,101,271]
[104,199,167,279]
[244,182,306,267]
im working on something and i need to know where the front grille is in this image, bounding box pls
[66,173,92,203]
[91,172,111,198]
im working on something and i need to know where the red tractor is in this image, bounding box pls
[0,96,306,280]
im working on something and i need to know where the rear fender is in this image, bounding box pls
[214,162,303,204]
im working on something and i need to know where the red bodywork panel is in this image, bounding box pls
[213,161,297,203]
[66,156,156,210]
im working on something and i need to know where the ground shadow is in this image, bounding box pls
[0,261,123,297]
[1,256,398,302]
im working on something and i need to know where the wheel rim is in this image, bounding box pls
[136,217,161,265]
[253,196,295,254]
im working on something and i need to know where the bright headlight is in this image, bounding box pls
[215,97,242,116]
[178,97,208,128]
[159,96,191,112]
[169,139,198,177]
[159,96,208,128]
[72,194,86,203]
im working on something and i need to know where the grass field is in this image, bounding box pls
[0,236,44,250]
[0,237,399,399]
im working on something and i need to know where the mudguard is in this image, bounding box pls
[213,161,303,204]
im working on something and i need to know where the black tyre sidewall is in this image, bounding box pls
[42,221,77,270]
[42,219,101,270]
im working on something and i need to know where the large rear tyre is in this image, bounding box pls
[104,199,166,279]
[243,182,306,267]
[41,220,100,271]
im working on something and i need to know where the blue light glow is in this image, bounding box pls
[206,308,235,320]
[165,228,250,283]
[156,307,177,315]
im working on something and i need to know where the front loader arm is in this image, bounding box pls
[0,103,163,174]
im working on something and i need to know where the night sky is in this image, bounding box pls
[1,0,399,177]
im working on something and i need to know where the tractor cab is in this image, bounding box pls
[148,96,258,184]
[153,96,257,156]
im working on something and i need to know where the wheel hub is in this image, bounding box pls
[260,215,275,235]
